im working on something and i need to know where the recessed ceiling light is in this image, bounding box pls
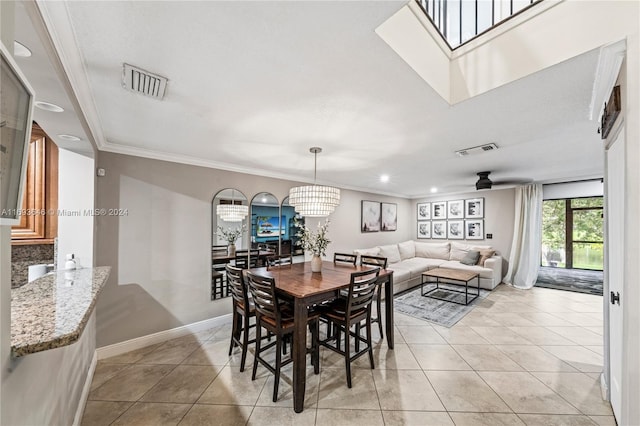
[380,174,389,183]
[430,187,438,193]
[13,41,32,58]
[57,134,81,142]
[35,101,64,112]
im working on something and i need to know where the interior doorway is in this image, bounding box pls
[537,196,604,295]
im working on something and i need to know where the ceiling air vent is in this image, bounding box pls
[122,63,168,100]
[455,143,498,157]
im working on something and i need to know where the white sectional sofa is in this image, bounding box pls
[354,240,503,294]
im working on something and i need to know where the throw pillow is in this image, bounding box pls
[398,240,416,260]
[476,249,496,266]
[378,244,402,264]
[460,250,480,265]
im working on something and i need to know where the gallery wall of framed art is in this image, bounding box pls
[416,197,485,240]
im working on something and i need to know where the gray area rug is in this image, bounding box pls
[535,267,603,295]
[394,284,490,328]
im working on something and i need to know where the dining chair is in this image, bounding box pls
[235,249,260,269]
[360,255,388,339]
[319,267,380,388]
[245,271,320,402]
[212,245,230,299]
[333,252,357,265]
[226,264,255,372]
[266,254,293,269]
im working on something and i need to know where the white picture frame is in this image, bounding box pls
[432,201,447,219]
[447,220,464,239]
[465,198,484,219]
[432,220,447,239]
[465,219,484,240]
[447,200,464,219]
[417,202,431,220]
[417,221,430,239]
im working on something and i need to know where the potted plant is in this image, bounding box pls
[295,218,331,272]
[217,225,245,255]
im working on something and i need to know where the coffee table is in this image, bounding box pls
[421,268,480,305]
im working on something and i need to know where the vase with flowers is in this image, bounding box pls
[217,225,246,256]
[295,218,331,272]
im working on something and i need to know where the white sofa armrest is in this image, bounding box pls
[483,256,503,286]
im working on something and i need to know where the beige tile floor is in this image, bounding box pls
[82,285,615,425]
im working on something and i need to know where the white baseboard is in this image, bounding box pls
[600,371,609,400]
[96,314,233,360]
[72,350,98,426]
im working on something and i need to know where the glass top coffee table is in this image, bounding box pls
[421,268,480,305]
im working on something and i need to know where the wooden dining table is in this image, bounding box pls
[248,260,394,413]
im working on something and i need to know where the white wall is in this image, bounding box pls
[56,149,95,269]
[1,313,96,426]
[543,180,604,200]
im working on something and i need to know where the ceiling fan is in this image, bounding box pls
[475,171,532,190]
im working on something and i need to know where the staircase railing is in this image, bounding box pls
[416,0,543,49]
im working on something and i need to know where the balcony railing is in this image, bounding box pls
[416,0,543,49]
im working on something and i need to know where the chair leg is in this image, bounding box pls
[311,320,320,374]
[366,315,375,370]
[376,285,384,339]
[252,321,262,380]
[355,323,361,352]
[240,313,250,372]
[273,337,282,402]
[229,310,238,356]
[344,323,352,388]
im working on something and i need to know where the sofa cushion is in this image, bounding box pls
[439,260,495,279]
[398,240,416,261]
[353,247,380,257]
[450,242,492,261]
[378,244,402,264]
[386,263,411,283]
[399,257,446,278]
[476,249,496,266]
[461,250,480,265]
[414,241,450,260]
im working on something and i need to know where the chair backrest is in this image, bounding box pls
[267,254,293,270]
[346,268,380,317]
[235,249,260,269]
[226,264,250,308]
[361,255,388,269]
[212,245,228,255]
[245,271,284,327]
[334,252,357,265]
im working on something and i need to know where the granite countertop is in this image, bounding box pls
[11,266,111,357]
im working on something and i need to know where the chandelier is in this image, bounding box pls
[289,147,340,217]
[216,189,248,222]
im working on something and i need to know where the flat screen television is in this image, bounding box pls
[0,40,34,225]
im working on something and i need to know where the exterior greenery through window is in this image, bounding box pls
[541,197,603,270]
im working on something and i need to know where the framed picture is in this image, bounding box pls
[432,220,447,239]
[417,202,431,220]
[417,221,430,239]
[361,200,381,232]
[381,202,397,231]
[432,201,447,219]
[447,200,464,219]
[465,198,484,218]
[447,220,464,239]
[465,219,484,239]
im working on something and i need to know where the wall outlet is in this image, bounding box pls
[486,233,493,239]
[97,168,106,177]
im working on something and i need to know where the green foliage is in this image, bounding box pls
[217,225,246,244]
[295,218,331,257]
[542,200,565,251]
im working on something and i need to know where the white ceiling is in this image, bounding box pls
[17,1,605,198]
